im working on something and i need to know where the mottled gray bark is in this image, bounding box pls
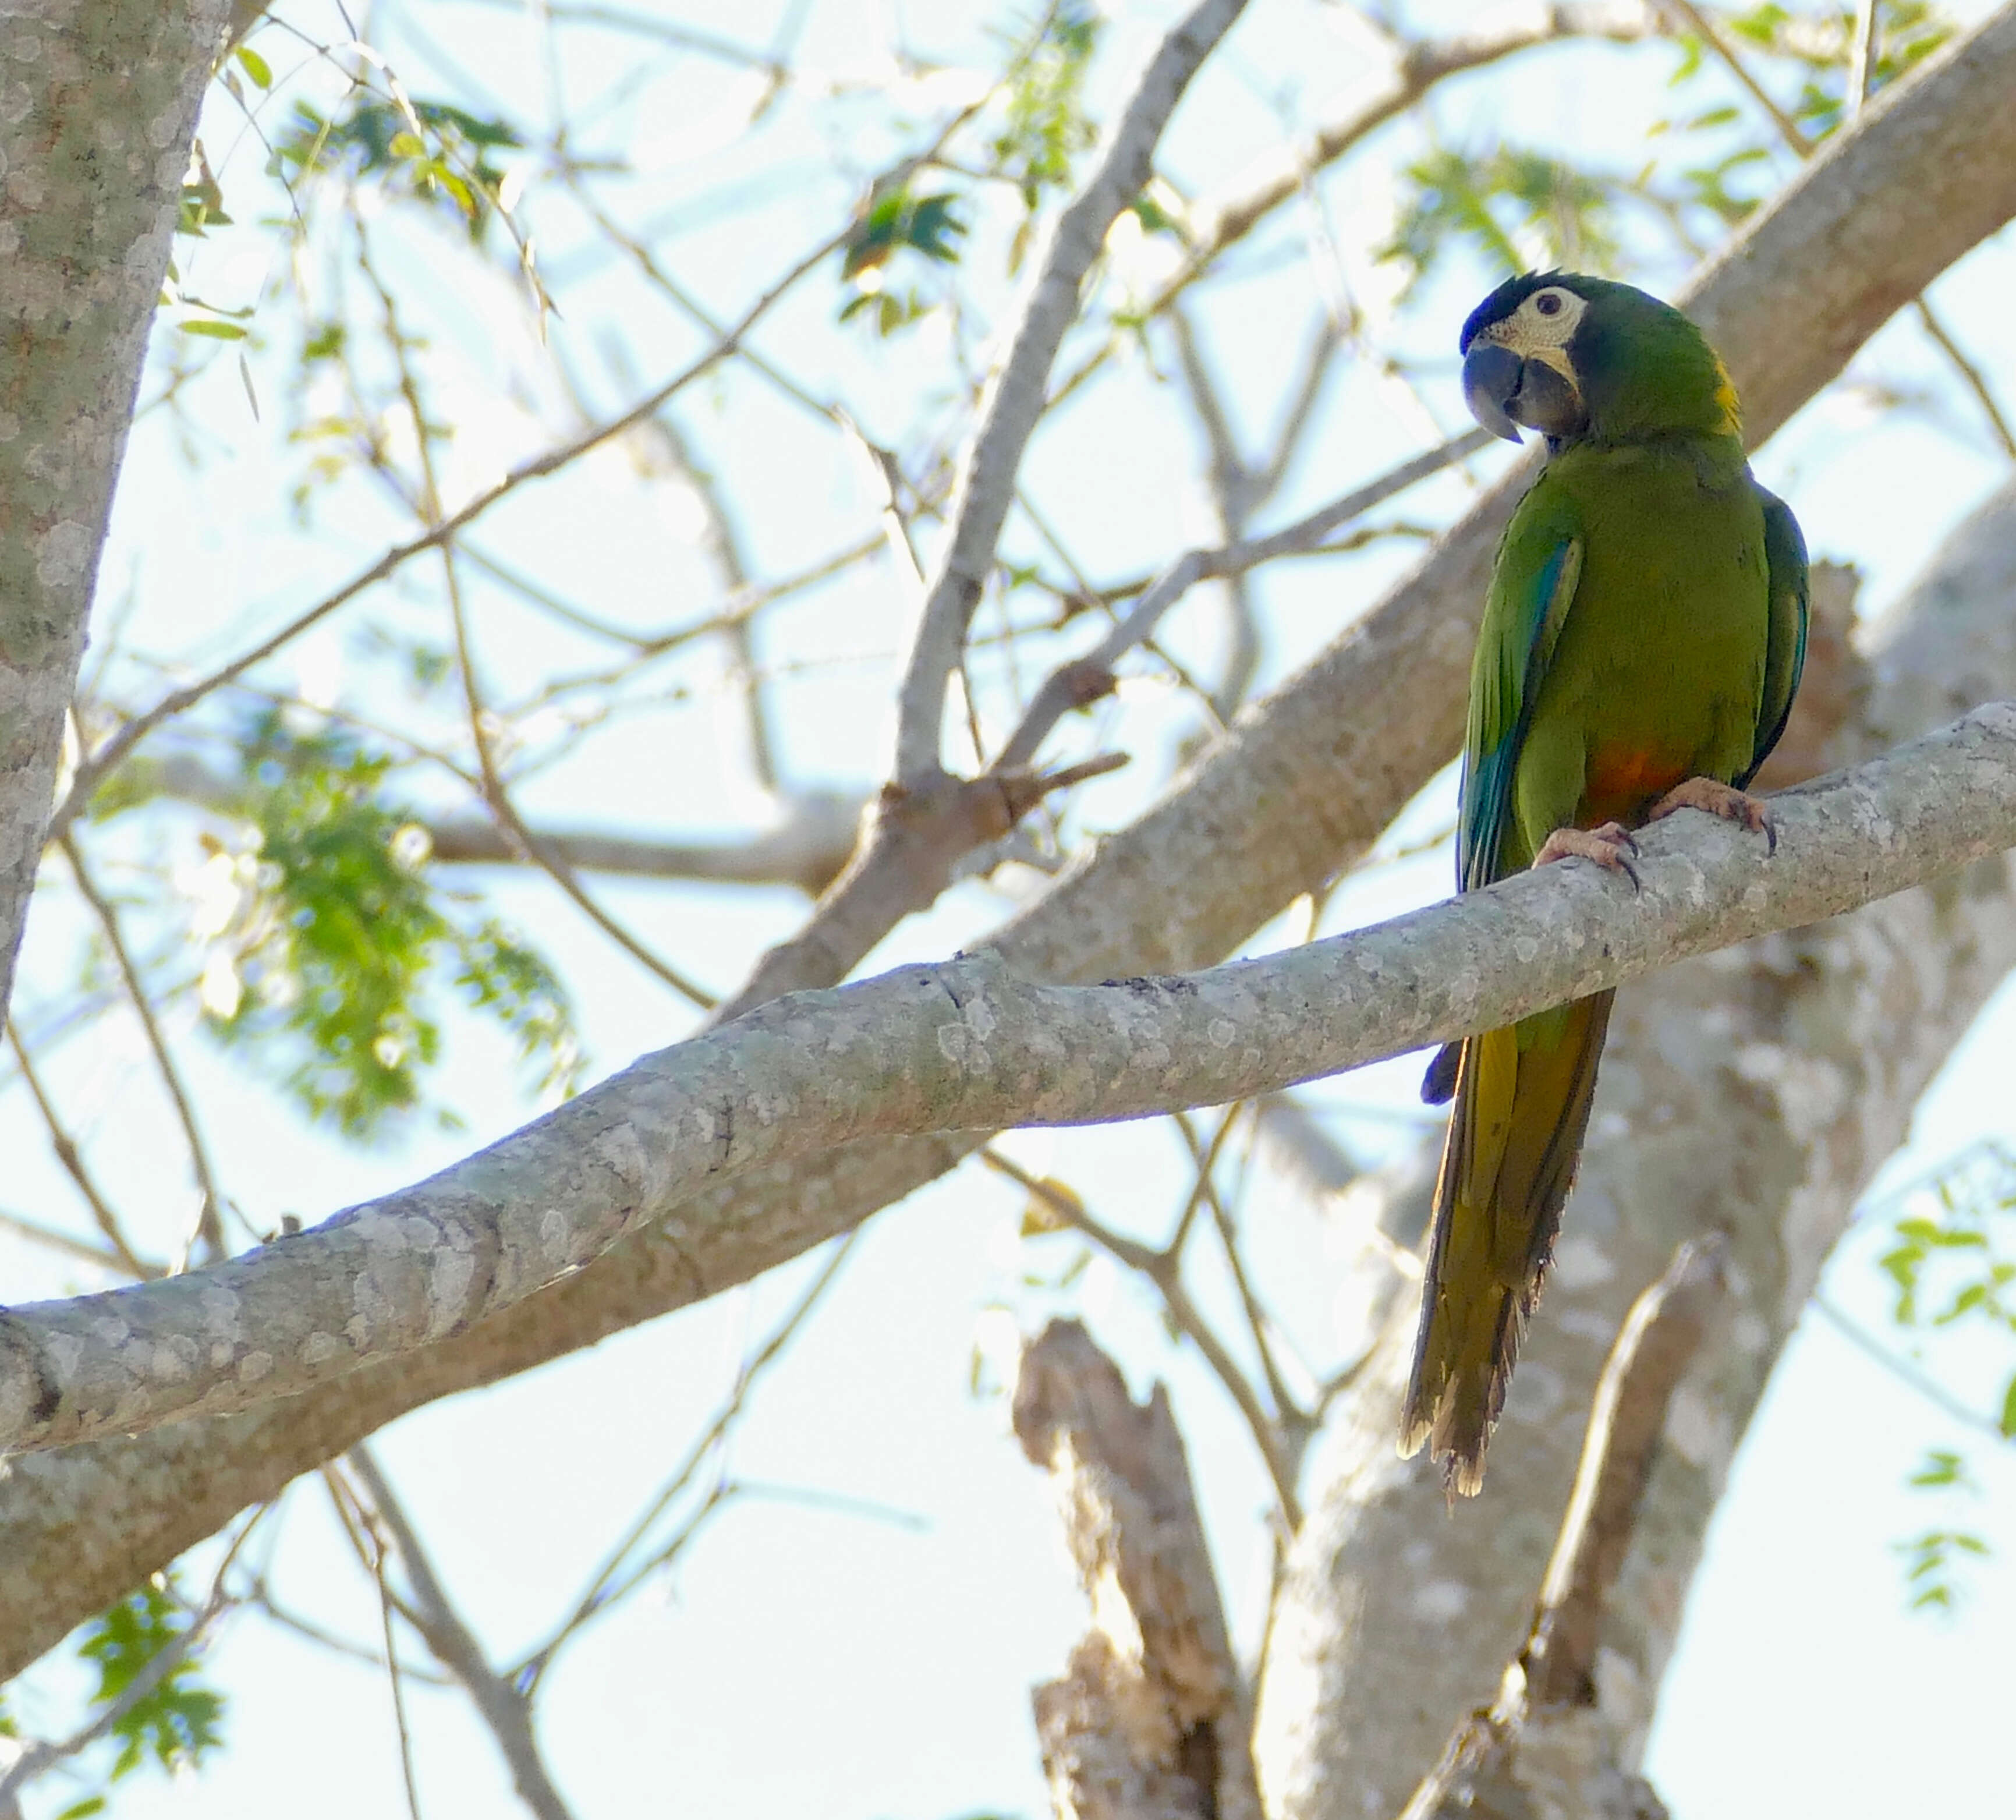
[5,0,2016,1683]
[1252,480,2016,1819]
[0,0,230,1022]
[7,702,2014,1458]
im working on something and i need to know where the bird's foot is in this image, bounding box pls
[1648,776,1776,855]
[1532,821,1640,889]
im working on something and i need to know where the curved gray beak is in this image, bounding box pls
[1462,341,1526,444]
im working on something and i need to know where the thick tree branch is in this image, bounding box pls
[5,1,2016,1676]
[3,704,2013,1457]
[126,753,868,895]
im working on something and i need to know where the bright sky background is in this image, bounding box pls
[5,2,2015,1817]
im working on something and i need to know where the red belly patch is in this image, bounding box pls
[1584,747,1688,825]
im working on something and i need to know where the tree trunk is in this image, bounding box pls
[0,0,229,1017]
[1252,479,2016,1818]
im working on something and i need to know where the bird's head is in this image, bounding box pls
[1458,272,1741,450]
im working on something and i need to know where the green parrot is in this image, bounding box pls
[1401,272,1808,1496]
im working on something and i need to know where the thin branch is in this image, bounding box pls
[992,430,1490,773]
[891,0,1252,789]
[247,1581,456,1685]
[5,1019,156,1279]
[1660,0,1809,149]
[1678,0,2016,462]
[1912,299,2016,462]
[0,1206,141,1276]
[1047,1,1677,410]
[516,1230,861,1683]
[49,224,849,839]
[1175,1107,1305,1432]
[1809,1293,2016,1447]
[357,230,718,1012]
[373,1538,426,1820]
[981,1143,1304,1528]
[58,833,225,1265]
[349,1446,577,1820]
[1850,0,1880,104]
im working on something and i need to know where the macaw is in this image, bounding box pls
[1401,272,1808,1496]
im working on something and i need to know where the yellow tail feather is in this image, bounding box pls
[1399,991,1615,1496]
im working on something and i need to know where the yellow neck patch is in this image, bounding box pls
[1711,356,1742,435]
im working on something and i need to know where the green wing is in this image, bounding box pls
[1458,498,1584,893]
[1425,495,1582,1106]
[1740,485,1809,785]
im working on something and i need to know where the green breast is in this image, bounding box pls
[1507,441,1770,863]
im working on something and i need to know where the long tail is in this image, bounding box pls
[1399,990,1615,1496]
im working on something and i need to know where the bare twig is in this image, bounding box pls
[1850,0,1880,103]
[1048,1,1677,410]
[1809,1293,2016,1447]
[993,430,1490,773]
[516,1230,862,1684]
[349,1446,577,1820]
[49,226,849,839]
[58,833,225,1264]
[1174,1109,1305,1435]
[5,1019,155,1279]
[358,233,718,1012]
[981,1143,1305,1528]
[891,0,1252,789]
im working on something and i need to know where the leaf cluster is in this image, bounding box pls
[274,95,522,240]
[76,1581,226,1784]
[1868,1141,2016,1609]
[990,1,1102,261]
[204,713,582,1136]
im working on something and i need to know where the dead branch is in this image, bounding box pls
[1015,1319,1260,1820]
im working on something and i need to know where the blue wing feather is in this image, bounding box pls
[1458,537,1582,893]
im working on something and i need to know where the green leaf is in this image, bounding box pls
[1377,146,1627,296]
[205,713,582,1135]
[988,1,1102,211]
[1907,1449,1963,1489]
[841,186,968,281]
[2000,1375,2016,1440]
[235,44,271,88]
[78,1582,226,1780]
[180,318,249,341]
[451,920,584,1099]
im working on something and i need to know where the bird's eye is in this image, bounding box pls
[1535,291,1564,317]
